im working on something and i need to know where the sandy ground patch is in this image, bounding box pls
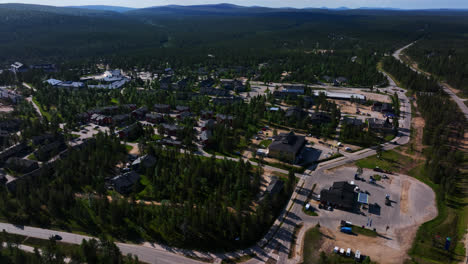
[319,226,409,264]
[400,180,410,214]
[0,105,14,113]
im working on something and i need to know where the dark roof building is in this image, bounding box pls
[154,104,170,113]
[367,118,393,133]
[285,107,308,119]
[266,176,284,195]
[131,154,157,172]
[5,157,39,174]
[109,171,140,194]
[145,113,164,124]
[268,132,306,163]
[200,87,230,97]
[320,181,358,211]
[343,117,364,126]
[310,112,332,124]
[212,96,242,105]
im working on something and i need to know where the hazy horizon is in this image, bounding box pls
[0,0,468,10]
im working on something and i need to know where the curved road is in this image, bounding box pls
[393,42,468,120]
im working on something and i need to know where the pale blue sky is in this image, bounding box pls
[0,0,467,9]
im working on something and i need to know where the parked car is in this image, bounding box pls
[355,250,361,261]
[53,235,62,241]
[333,246,339,253]
[346,248,352,257]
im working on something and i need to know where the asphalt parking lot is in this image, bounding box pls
[305,166,436,234]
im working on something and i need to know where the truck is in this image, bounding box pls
[340,220,352,227]
[340,227,352,234]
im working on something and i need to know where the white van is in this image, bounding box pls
[355,250,361,261]
[339,248,345,255]
[346,248,351,256]
[333,246,339,253]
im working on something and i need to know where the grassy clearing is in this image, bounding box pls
[302,207,318,216]
[355,149,412,173]
[302,226,323,264]
[259,139,272,148]
[352,225,378,237]
[32,97,52,121]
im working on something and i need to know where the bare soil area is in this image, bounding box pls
[319,226,411,264]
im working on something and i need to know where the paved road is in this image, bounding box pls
[394,42,468,120]
[0,223,203,264]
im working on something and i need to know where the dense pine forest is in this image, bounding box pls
[382,56,466,262]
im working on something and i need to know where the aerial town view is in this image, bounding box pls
[0,1,466,264]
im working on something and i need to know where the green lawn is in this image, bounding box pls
[302,226,323,264]
[302,206,318,216]
[352,225,378,237]
[259,139,272,148]
[32,97,52,121]
[355,149,411,173]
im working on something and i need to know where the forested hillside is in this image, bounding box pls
[1,4,467,67]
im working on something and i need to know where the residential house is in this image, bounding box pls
[200,110,214,120]
[159,76,173,90]
[268,132,306,163]
[0,120,21,132]
[220,79,246,92]
[145,113,164,124]
[131,107,148,120]
[162,124,182,137]
[200,78,215,88]
[109,171,140,194]
[266,176,284,195]
[199,119,215,131]
[216,114,233,126]
[212,96,242,105]
[154,104,170,113]
[309,112,332,124]
[285,107,307,119]
[5,157,39,174]
[176,111,192,121]
[343,117,363,126]
[175,106,190,113]
[118,123,142,140]
[34,140,67,161]
[131,154,157,172]
[367,118,393,133]
[200,87,230,97]
[0,143,29,163]
[334,77,348,86]
[90,114,112,126]
[159,138,182,147]
[113,114,131,126]
[199,130,213,146]
[320,181,358,211]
